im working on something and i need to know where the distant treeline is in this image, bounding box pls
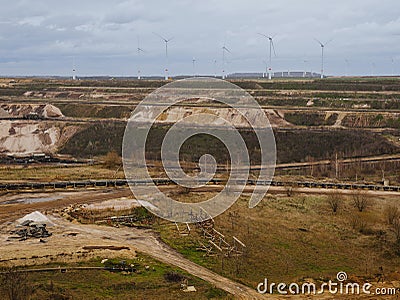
[60,123,399,164]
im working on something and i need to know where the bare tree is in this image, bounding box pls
[384,205,400,225]
[326,192,343,213]
[0,267,32,300]
[351,190,371,212]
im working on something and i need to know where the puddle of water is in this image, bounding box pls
[1,196,63,205]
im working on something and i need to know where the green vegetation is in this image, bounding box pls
[60,122,125,157]
[60,123,399,164]
[342,114,400,129]
[0,254,230,300]
[284,112,338,126]
[58,104,132,119]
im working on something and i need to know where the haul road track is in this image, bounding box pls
[1,178,400,193]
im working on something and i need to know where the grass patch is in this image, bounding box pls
[285,112,338,126]
[0,254,231,300]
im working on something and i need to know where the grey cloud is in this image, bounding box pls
[0,0,400,76]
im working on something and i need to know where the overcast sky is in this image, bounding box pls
[0,0,400,77]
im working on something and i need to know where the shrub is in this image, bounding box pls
[164,271,185,283]
[384,205,400,225]
[326,193,343,213]
[350,213,374,235]
[103,151,122,169]
[351,190,371,212]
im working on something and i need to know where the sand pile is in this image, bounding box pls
[16,211,54,226]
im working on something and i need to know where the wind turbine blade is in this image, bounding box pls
[258,33,268,38]
[223,46,231,53]
[167,37,174,42]
[314,38,323,46]
[325,38,334,46]
[153,32,167,42]
[271,40,277,57]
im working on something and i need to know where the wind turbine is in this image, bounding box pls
[192,57,196,77]
[72,56,76,80]
[303,60,308,78]
[213,59,217,77]
[262,60,268,78]
[154,32,173,80]
[314,38,332,79]
[258,33,276,80]
[221,44,231,79]
[137,37,145,80]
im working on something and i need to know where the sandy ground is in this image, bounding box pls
[0,189,133,224]
[1,213,398,300]
[0,214,262,299]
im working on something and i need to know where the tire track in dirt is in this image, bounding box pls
[53,217,264,299]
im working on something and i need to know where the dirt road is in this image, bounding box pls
[1,183,399,224]
[51,216,263,299]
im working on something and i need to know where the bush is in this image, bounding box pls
[164,271,185,283]
[326,193,343,213]
[103,151,122,169]
[350,213,374,235]
[351,190,371,212]
[384,205,400,225]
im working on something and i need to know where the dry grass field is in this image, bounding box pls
[158,191,400,289]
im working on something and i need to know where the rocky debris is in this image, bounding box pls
[182,285,197,292]
[1,104,64,119]
[8,211,53,241]
[8,221,52,241]
[42,104,63,118]
[23,91,34,97]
